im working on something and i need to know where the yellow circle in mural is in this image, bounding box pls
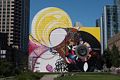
[31,7,72,47]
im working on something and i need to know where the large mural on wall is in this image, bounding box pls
[29,7,101,72]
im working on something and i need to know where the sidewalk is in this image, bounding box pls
[40,74,59,80]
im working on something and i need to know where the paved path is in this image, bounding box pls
[40,74,59,80]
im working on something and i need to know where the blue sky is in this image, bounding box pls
[30,0,113,27]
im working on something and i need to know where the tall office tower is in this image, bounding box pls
[97,5,118,53]
[98,0,120,52]
[96,17,104,54]
[0,0,29,52]
[0,0,14,46]
[114,0,120,32]
[103,5,118,39]
[14,0,29,52]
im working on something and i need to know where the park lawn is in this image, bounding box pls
[55,73,120,80]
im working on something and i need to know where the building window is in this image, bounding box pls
[2,22,5,24]
[0,50,7,59]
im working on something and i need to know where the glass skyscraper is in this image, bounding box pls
[97,0,120,53]
[114,0,120,32]
[104,5,118,39]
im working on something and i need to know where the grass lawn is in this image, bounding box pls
[55,73,120,80]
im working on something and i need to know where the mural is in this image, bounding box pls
[29,7,101,72]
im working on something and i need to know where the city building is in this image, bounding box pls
[114,0,120,32]
[0,0,29,52]
[97,0,120,53]
[0,33,8,60]
[96,17,104,54]
[103,5,117,51]
[96,19,100,27]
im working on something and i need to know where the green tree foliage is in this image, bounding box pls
[103,45,120,68]
[0,60,13,77]
[0,46,28,77]
[111,44,120,67]
[103,48,112,68]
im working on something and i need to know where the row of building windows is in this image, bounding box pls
[0,30,10,32]
[0,22,14,24]
[0,27,14,29]
[0,11,14,14]
[0,5,14,10]
[0,15,14,17]
[0,18,14,20]
[107,12,117,16]
[0,1,14,3]
[0,18,14,21]
[0,7,14,10]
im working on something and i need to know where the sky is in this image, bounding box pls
[30,0,113,27]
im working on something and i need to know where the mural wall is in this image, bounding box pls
[29,7,101,72]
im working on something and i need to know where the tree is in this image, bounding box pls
[103,48,112,68]
[0,46,28,77]
[0,60,13,77]
[111,44,120,67]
